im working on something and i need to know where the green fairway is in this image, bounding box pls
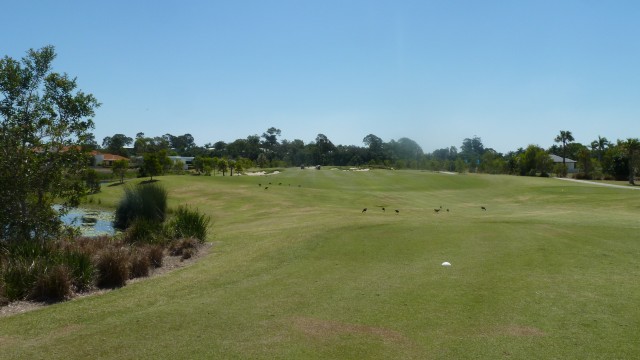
[1,169,639,359]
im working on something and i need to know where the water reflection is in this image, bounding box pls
[54,205,115,236]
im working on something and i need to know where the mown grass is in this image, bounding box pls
[0,169,639,359]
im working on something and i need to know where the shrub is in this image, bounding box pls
[114,183,168,230]
[181,248,194,260]
[31,264,72,301]
[62,250,95,292]
[96,247,130,288]
[124,218,165,245]
[1,258,39,301]
[129,248,151,279]
[169,238,199,258]
[168,206,211,243]
[0,283,8,306]
[147,245,164,268]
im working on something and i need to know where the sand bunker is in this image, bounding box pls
[244,171,281,176]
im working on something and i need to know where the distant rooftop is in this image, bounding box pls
[549,154,576,163]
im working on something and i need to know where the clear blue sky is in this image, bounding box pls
[3,0,639,153]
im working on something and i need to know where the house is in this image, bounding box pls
[549,154,577,173]
[92,151,129,167]
[168,156,194,170]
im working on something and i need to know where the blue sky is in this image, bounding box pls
[3,0,639,153]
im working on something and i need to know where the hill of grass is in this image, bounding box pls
[1,169,638,359]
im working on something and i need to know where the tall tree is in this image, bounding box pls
[554,130,575,167]
[0,46,99,242]
[217,158,229,176]
[362,134,384,163]
[261,127,281,149]
[314,134,335,165]
[591,135,610,163]
[102,133,132,156]
[140,151,166,181]
[460,136,485,170]
[620,138,640,185]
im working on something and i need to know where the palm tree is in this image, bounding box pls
[591,135,610,163]
[621,138,640,185]
[554,130,575,167]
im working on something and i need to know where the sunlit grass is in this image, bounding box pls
[1,169,639,359]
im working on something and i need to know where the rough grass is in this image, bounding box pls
[1,170,639,359]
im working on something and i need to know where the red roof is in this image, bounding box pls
[91,151,128,161]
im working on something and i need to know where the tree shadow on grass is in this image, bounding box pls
[139,179,159,185]
[107,182,125,187]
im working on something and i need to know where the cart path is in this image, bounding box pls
[555,177,640,190]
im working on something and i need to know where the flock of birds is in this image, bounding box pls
[259,182,301,190]
[256,181,488,214]
[361,205,487,214]
[361,207,400,214]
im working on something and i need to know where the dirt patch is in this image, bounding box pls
[291,316,408,344]
[0,335,16,346]
[0,243,212,318]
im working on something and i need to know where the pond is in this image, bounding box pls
[54,205,116,237]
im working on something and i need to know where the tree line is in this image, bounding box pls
[98,128,640,184]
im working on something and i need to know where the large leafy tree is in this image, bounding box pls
[0,46,99,242]
[102,133,132,156]
[460,136,485,171]
[362,134,384,163]
[314,134,335,165]
[554,130,575,166]
[140,151,166,181]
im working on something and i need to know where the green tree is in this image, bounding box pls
[84,169,101,194]
[217,158,229,176]
[363,134,384,164]
[261,128,281,165]
[193,156,214,175]
[620,138,640,185]
[112,159,129,184]
[102,133,132,157]
[0,46,99,242]
[172,159,185,173]
[519,145,551,176]
[314,134,335,165]
[140,152,166,181]
[554,130,575,167]
[590,135,610,163]
[576,148,594,179]
[460,136,485,171]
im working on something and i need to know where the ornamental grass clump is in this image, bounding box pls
[95,247,130,289]
[168,206,211,243]
[31,264,72,301]
[129,248,151,279]
[0,257,39,301]
[123,218,166,245]
[147,245,164,268]
[60,249,95,292]
[114,183,168,230]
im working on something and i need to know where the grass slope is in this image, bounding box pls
[1,169,639,359]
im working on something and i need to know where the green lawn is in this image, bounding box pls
[1,169,639,359]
